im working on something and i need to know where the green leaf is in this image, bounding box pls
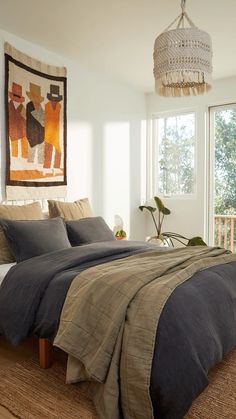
[154,196,165,212]
[187,236,207,246]
[146,206,157,213]
[154,196,171,215]
[115,229,127,238]
[139,205,156,213]
[162,207,171,215]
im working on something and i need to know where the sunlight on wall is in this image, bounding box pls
[67,122,93,201]
[140,119,147,204]
[103,122,130,235]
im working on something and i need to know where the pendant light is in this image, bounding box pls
[153,0,213,96]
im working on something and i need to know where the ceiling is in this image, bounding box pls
[0,0,236,92]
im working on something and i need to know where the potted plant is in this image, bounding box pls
[115,229,127,240]
[139,196,206,247]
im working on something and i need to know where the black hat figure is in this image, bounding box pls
[47,84,63,102]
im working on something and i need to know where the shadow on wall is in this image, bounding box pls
[1,115,147,240]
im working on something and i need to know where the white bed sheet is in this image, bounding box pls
[0,263,16,287]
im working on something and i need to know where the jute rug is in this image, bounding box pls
[185,347,236,419]
[0,347,236,419]
[0,350,97,419]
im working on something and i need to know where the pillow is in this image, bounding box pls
[0,202,44,264]
[0,217,71,263]
[48,198,93,220]
[66,216,115,246]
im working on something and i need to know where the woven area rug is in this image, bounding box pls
[0,351,97,419]
[185,347,236,419]
[0,348,236,419]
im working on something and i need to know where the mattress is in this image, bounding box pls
[0,263,16,287]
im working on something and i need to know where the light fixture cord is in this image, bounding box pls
[163,0,196,32]
[177,0,186,28]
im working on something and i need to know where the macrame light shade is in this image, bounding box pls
[153,0,213,97]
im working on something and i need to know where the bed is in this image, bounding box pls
[0,235,236,419]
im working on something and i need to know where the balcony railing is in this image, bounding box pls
[214,215,236,252]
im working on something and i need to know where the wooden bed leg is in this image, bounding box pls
[39,338,53,369]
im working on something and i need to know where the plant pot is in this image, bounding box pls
[146,237,170,247]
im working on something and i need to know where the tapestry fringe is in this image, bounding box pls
[4,42,67,77]
[6,186,67,201]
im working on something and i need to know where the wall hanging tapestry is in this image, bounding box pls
[5,43,67,200]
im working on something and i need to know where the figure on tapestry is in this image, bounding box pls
[44,84,63,175]
[5,43,67,200]
[8,82,28,159]
[26,83,45,166]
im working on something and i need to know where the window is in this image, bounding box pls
[209,105,236,251]
[152,112,196,197]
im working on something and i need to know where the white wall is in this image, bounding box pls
[0,29,147,240]
[146,77,236,244]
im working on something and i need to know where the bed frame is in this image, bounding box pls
[1,198,66,370]
[39,338,53,369]
[1,197,66,212]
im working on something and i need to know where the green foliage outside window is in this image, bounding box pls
[157,113,195,196]
[214,110,236,214]
[214,109,236,251]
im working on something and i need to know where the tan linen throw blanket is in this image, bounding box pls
[54,246,236,419]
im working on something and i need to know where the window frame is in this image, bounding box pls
[208,103,236,245]
[149,109,197,200]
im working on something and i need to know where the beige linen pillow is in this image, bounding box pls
[48,198,93,220]
[0,202,44,264]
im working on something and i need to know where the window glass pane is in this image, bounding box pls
[214,108,236,251]
[155,113,195,196]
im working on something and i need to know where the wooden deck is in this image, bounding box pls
[214,214,236,252]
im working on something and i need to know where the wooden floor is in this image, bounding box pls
[0,337,38,418]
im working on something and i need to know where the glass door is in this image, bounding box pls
[209,105,236,252]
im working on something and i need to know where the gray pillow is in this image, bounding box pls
[0,217,71,262]
[66,216,115,246]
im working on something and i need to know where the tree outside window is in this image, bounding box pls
[214,108,236,252]
[154,113,195,197]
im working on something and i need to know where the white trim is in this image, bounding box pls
[149,109,197,200]
[204,106,210,243]
[146,117,153,201]
[209,103,236,112]
[208,107,215,245]
[208,103,236,245]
